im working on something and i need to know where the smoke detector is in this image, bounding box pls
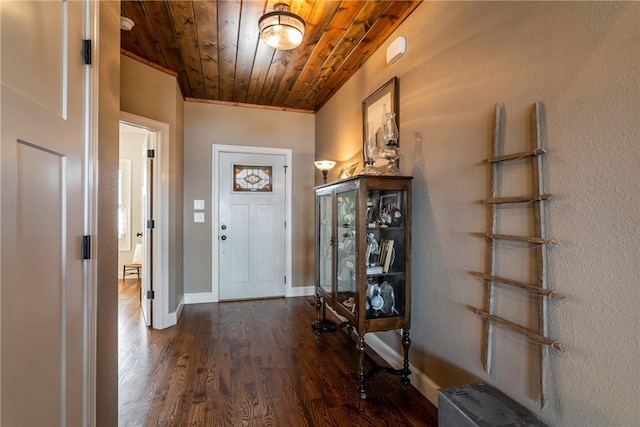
[120,16,135,31]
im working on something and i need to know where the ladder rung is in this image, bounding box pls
[484,233,556,245]
[472,308,564,351]
[484,147,547,163]
[482,194,552,204]
[469,271,565,299]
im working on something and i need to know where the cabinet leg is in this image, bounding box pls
[358,334,367,399]
[312,295,322,339]
[347,324,354,337]
[311,295,337,338]
[401,328,412,391]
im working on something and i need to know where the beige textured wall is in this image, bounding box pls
[173,85,185,307]
[316,2,639,425]
[120,55,184,311]
[96,1,120,424]
[183,102,315,294]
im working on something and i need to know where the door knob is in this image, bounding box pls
[221,225,227,230]
[221,235,227,240]
[136,232,143,237]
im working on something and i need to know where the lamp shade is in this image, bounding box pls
[314,160,336,171]
[258,3,305,50]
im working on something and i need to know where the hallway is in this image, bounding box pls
[118,282,438,426]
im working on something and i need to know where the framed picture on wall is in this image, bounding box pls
[362,77,399,168]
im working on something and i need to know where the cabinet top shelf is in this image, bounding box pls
[367,225,405,230]
[315,174,413,189]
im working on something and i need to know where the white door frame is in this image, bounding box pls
[212,145,293,302]
[119,112,172,329]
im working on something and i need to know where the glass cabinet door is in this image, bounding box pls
[336,189,357,313]
[364,188,407,320]
[318,193,333,296]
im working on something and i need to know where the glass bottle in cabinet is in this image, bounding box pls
[336,189,357,313]
[313,176,413,399]
[317,193,332,297]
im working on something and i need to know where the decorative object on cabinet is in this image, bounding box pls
[313,175,412,399]
[314,160,336,184]
[340,162,359,179]
[362,77,399,171]
[361,120,382,175]
[379,112,402,176]
[470,102,564,409]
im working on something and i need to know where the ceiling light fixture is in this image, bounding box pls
[258,3,305,50]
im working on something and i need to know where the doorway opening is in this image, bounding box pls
[119,112,173,329]
[118,123,152,325]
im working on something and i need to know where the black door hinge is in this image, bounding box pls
[82,39,91,65]
[82,235,91,259]
[147,290,155,299]
[147,149,155,158]
[147,219,155,229]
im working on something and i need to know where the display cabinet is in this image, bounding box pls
[313,175,412,399]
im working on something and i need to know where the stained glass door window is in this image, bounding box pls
[234,165,272,192]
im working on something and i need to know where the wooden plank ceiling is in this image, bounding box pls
[120,0,421,113]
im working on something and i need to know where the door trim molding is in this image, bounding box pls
[85,0,99,423]
[211,145,293,302]
[119,112,172,329]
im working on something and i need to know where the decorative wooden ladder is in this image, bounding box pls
[471,102,564,408]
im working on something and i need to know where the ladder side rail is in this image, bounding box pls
[531,102,550,408]
[483,103,504,374]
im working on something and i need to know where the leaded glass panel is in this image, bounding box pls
[234,165,272,192]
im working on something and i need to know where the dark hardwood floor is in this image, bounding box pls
[118,280,438,426]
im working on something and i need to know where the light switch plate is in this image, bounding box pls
[194,199,205,210]
[194,212,205,223]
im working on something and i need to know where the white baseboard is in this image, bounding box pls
[184,292,215,304]
[286,285,315,297]
[182,286,314,305]
[167,295,185,326]
[364,333,441,408]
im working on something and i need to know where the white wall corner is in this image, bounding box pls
[167,295,185,326]
[364,333,441,407]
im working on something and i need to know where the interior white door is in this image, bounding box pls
[218,151,286,300]
[140,135,153,326]
[1,1,88,425]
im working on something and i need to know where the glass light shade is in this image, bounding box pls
[314,160,336,171]
[259,4,305,50]
[383,112,399,144]
[381,112,402,176]
[360,120,382,175]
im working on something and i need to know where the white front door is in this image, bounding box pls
[1,1,91,425]
[217,150,287,300]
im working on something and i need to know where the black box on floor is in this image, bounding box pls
[438,382,547,427]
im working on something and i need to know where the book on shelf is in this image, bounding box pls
[377,239,388,269]
[366,265,383,275]
[365,242,372,265]
[381,239,395,273]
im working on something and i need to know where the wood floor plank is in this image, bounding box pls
[118,281,438,426]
